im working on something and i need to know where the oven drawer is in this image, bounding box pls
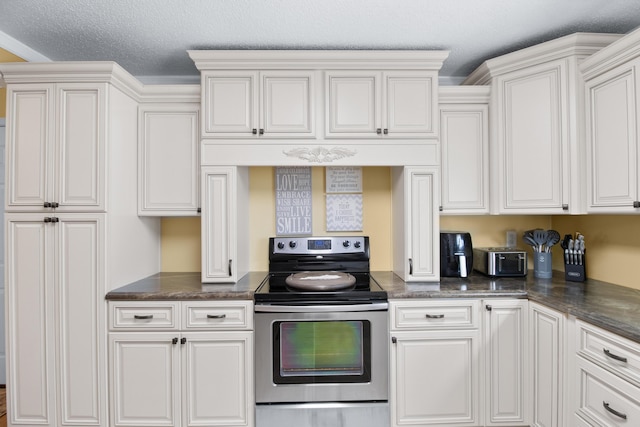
[390,299,480,330]
[576,319,640,386]
[109,301,179,330]
[183,301,253,330]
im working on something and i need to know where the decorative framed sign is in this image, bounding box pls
[326,194,363,232]
[326,166,362,193]
[275,167,312,236]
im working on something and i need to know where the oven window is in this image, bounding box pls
[273,320,372,384]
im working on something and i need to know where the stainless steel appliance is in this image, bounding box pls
[254,236,389,427]
[440,231,473,277]
[473,247,528,277]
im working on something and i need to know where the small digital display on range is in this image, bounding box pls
[308,239,331,250]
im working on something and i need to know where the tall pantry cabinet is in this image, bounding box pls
[0,62,161,427]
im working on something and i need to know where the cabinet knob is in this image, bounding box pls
[408,258,413,275]
[634,201,640,208]
[486,304,492,311]
[252,129,258,135]
[172,337,178,345]
[259,128,265,135]
[383,128,388,135]
[44,217,52,223]
[44,202,51,208]
[228,259,233,276]
[562,204,569,211]
[180,337,186,345]
[376,128,382,135]
[391,336,397,344]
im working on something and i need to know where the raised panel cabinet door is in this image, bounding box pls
[407,168,439,281]
[203,72,258,137]
[261,71,315,138]
[530,302,564,427]
[440,104,489,213]
[139,103,200,215]
[5,215,55,424]
[325,71,381,137]
[391,330,481,426]
[384,72,437,137]
[585,60,639,211]
[484,300,529,426]
[109,333,180,427]
[182,332,254,427]
[56,215,105,425]
[201,167,232,282]
[56,84,107,211]
[5,84,54,211]
[496,61,568,213]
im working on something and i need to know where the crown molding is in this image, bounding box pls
[0,30,51,62]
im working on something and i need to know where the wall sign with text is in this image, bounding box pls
[275,167,312,236]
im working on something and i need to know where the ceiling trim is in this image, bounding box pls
[0,30,51,62]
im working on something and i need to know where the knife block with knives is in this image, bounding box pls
[562,233,586,282]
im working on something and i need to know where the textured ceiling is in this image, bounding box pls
[1,0,640,83]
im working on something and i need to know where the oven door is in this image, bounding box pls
[254,303,389,403]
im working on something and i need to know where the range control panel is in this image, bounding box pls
[271,236,367,255]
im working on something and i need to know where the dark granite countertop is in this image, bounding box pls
[106,270,640,343]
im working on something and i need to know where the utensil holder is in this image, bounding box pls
[565,251,586,282]
[533,252,553,279]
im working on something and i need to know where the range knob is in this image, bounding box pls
[354,241,361,249]
[343,240,351,248]
[289,241,297,249]
[277,242,285,250]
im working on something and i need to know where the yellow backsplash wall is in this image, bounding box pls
[160,171,640,290]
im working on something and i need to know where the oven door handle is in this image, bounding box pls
[254,302,389,313]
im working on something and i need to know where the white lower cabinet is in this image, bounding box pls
[6,213,106,426]
[529,302,565,427]
[390,299,481,426]
[571,318,640,426]
[108,301,254,427]
[483,299,529,426]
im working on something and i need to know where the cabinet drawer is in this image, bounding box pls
[390,299,480,330]
[183,301,253,330]
[576,320,640,386]
[575,356,640,426]
[109,302,179,330]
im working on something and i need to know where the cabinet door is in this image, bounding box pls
[5,84,54,211]
[202,71,258,137]
[139,103,200,215]
[495,61,568,213]
[484,300,529,426]
[585,59,640,212]
[384,72,437,138]
[391,330,481,426]
[56,84,106,211]
[401,167,439,281]
[110,333,180,427]
[325,71,381,137]
[182,332,254,427]
[5,215,55,424]
[57,215,105,425]
[261,71,315,138]
[440,104,489,213]
[202,166,249,283]
[530,302,564,427]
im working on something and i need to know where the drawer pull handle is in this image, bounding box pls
[425,314,445,319]
[603,348,628,363]
[134,314,154,320]
[603,401,627,420]
[207,314,226,319]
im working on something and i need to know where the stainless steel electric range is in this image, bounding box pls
[254,236,389,427]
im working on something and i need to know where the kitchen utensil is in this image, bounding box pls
[545,230,560,252]
[523,235,538,249]
[533,229,548,252]
[568,239,574,264]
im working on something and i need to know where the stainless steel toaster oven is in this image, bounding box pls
[473,247,527,277]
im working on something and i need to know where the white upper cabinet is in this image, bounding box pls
[325,71,438,138]
[202,70,315,139]
[138,96,200,216]
[439,86,490,214]
[581,28,640,213]
[5,83,106,212]
[464,33,621,214]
